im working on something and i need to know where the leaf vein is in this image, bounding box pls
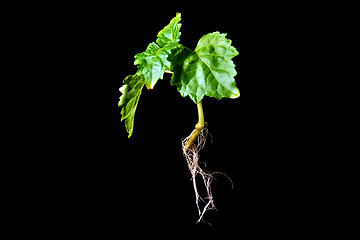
[195,49,220,84]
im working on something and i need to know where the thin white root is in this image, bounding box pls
[182,126,225,224]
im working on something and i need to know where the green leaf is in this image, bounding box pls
[134,42,173,89]
[134,13,182,90]
[156,13,182,47]
[119,74,144,137]
[170,32,240,104]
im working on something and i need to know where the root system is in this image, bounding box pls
[182,126,231,223]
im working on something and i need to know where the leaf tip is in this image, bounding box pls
[231,88,240,99]
[145,84,154,90]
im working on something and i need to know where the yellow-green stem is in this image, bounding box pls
[185,101,204,150]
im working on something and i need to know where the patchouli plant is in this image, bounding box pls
[119,13,239,223]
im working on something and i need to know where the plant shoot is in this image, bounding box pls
[119,13,239,223]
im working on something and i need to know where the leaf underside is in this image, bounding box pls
[118,74,144,137]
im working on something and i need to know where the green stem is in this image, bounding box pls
[197,101,204,128]
[185,101,204,150]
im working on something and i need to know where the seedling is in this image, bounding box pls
[119,13,239,223]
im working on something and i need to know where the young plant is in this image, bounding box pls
[119,13,239,223]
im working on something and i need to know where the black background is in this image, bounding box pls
[15,2,333,238]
